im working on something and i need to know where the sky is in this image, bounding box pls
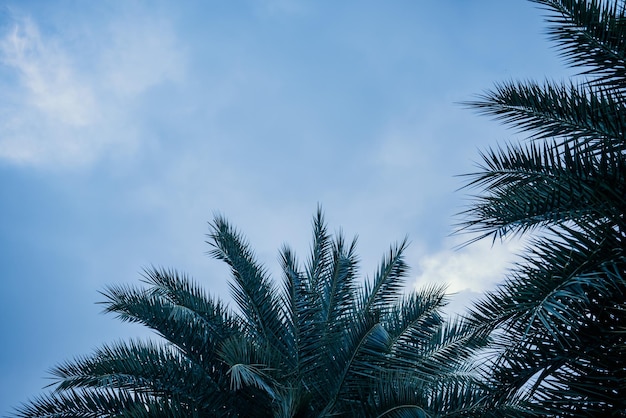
[0,1,573,414]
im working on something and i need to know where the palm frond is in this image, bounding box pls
[278,245,304,374]
[362,238,410,315]
[208,215,289,361]
[318,232,360,331]
[306,207,333,292]
[100,281,237,371]
[411,319,485,382]
[313,232,362,398]
[464,80,626,152]
[12,388,190,418]
[470,222,625,332]
[532,0,626,89]
[218,334,278,398]
[385,285,447,354]
[141,267,236,331]
[457,140,626,243]
[49,339,223,404]
[320,319,391,415]
[470,223,626,413]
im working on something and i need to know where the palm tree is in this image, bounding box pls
[14,210,498,417]
[459,0,626,415]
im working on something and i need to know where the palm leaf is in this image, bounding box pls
[13,388,191,418]
[361,238,410,315]
[457,140,626,243]
[532,0,626,88]
[50,339,221,401]
[208,216,290,363]
[100,281,237,374]
[464,80,626,152]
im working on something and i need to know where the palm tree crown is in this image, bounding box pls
[459,0,626,415]
[14,210,493,417]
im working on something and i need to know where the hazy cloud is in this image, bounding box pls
[0,13,185,167]
[1,18,98,126]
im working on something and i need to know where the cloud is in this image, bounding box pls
[1,18,98,126]
[413,236,525,294]
[0,11,185,168]
[0,17,101,165]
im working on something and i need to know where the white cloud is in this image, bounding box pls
[0,12,185,168]
[413,236,525,294]
[0,18,98,127]
[0,17,103,165]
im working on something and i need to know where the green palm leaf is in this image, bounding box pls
[51,339,221,400]
[532,0,626,88]
[208,216,289,362]
[464,81,626,152]
[14,388,194,418]
[458,140,626,243]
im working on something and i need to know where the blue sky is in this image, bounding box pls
[0,1,572,413]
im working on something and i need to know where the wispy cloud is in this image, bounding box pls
[0,12,185,167]
[1,18,97,126]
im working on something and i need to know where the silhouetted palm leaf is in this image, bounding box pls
[461,0,626,414]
